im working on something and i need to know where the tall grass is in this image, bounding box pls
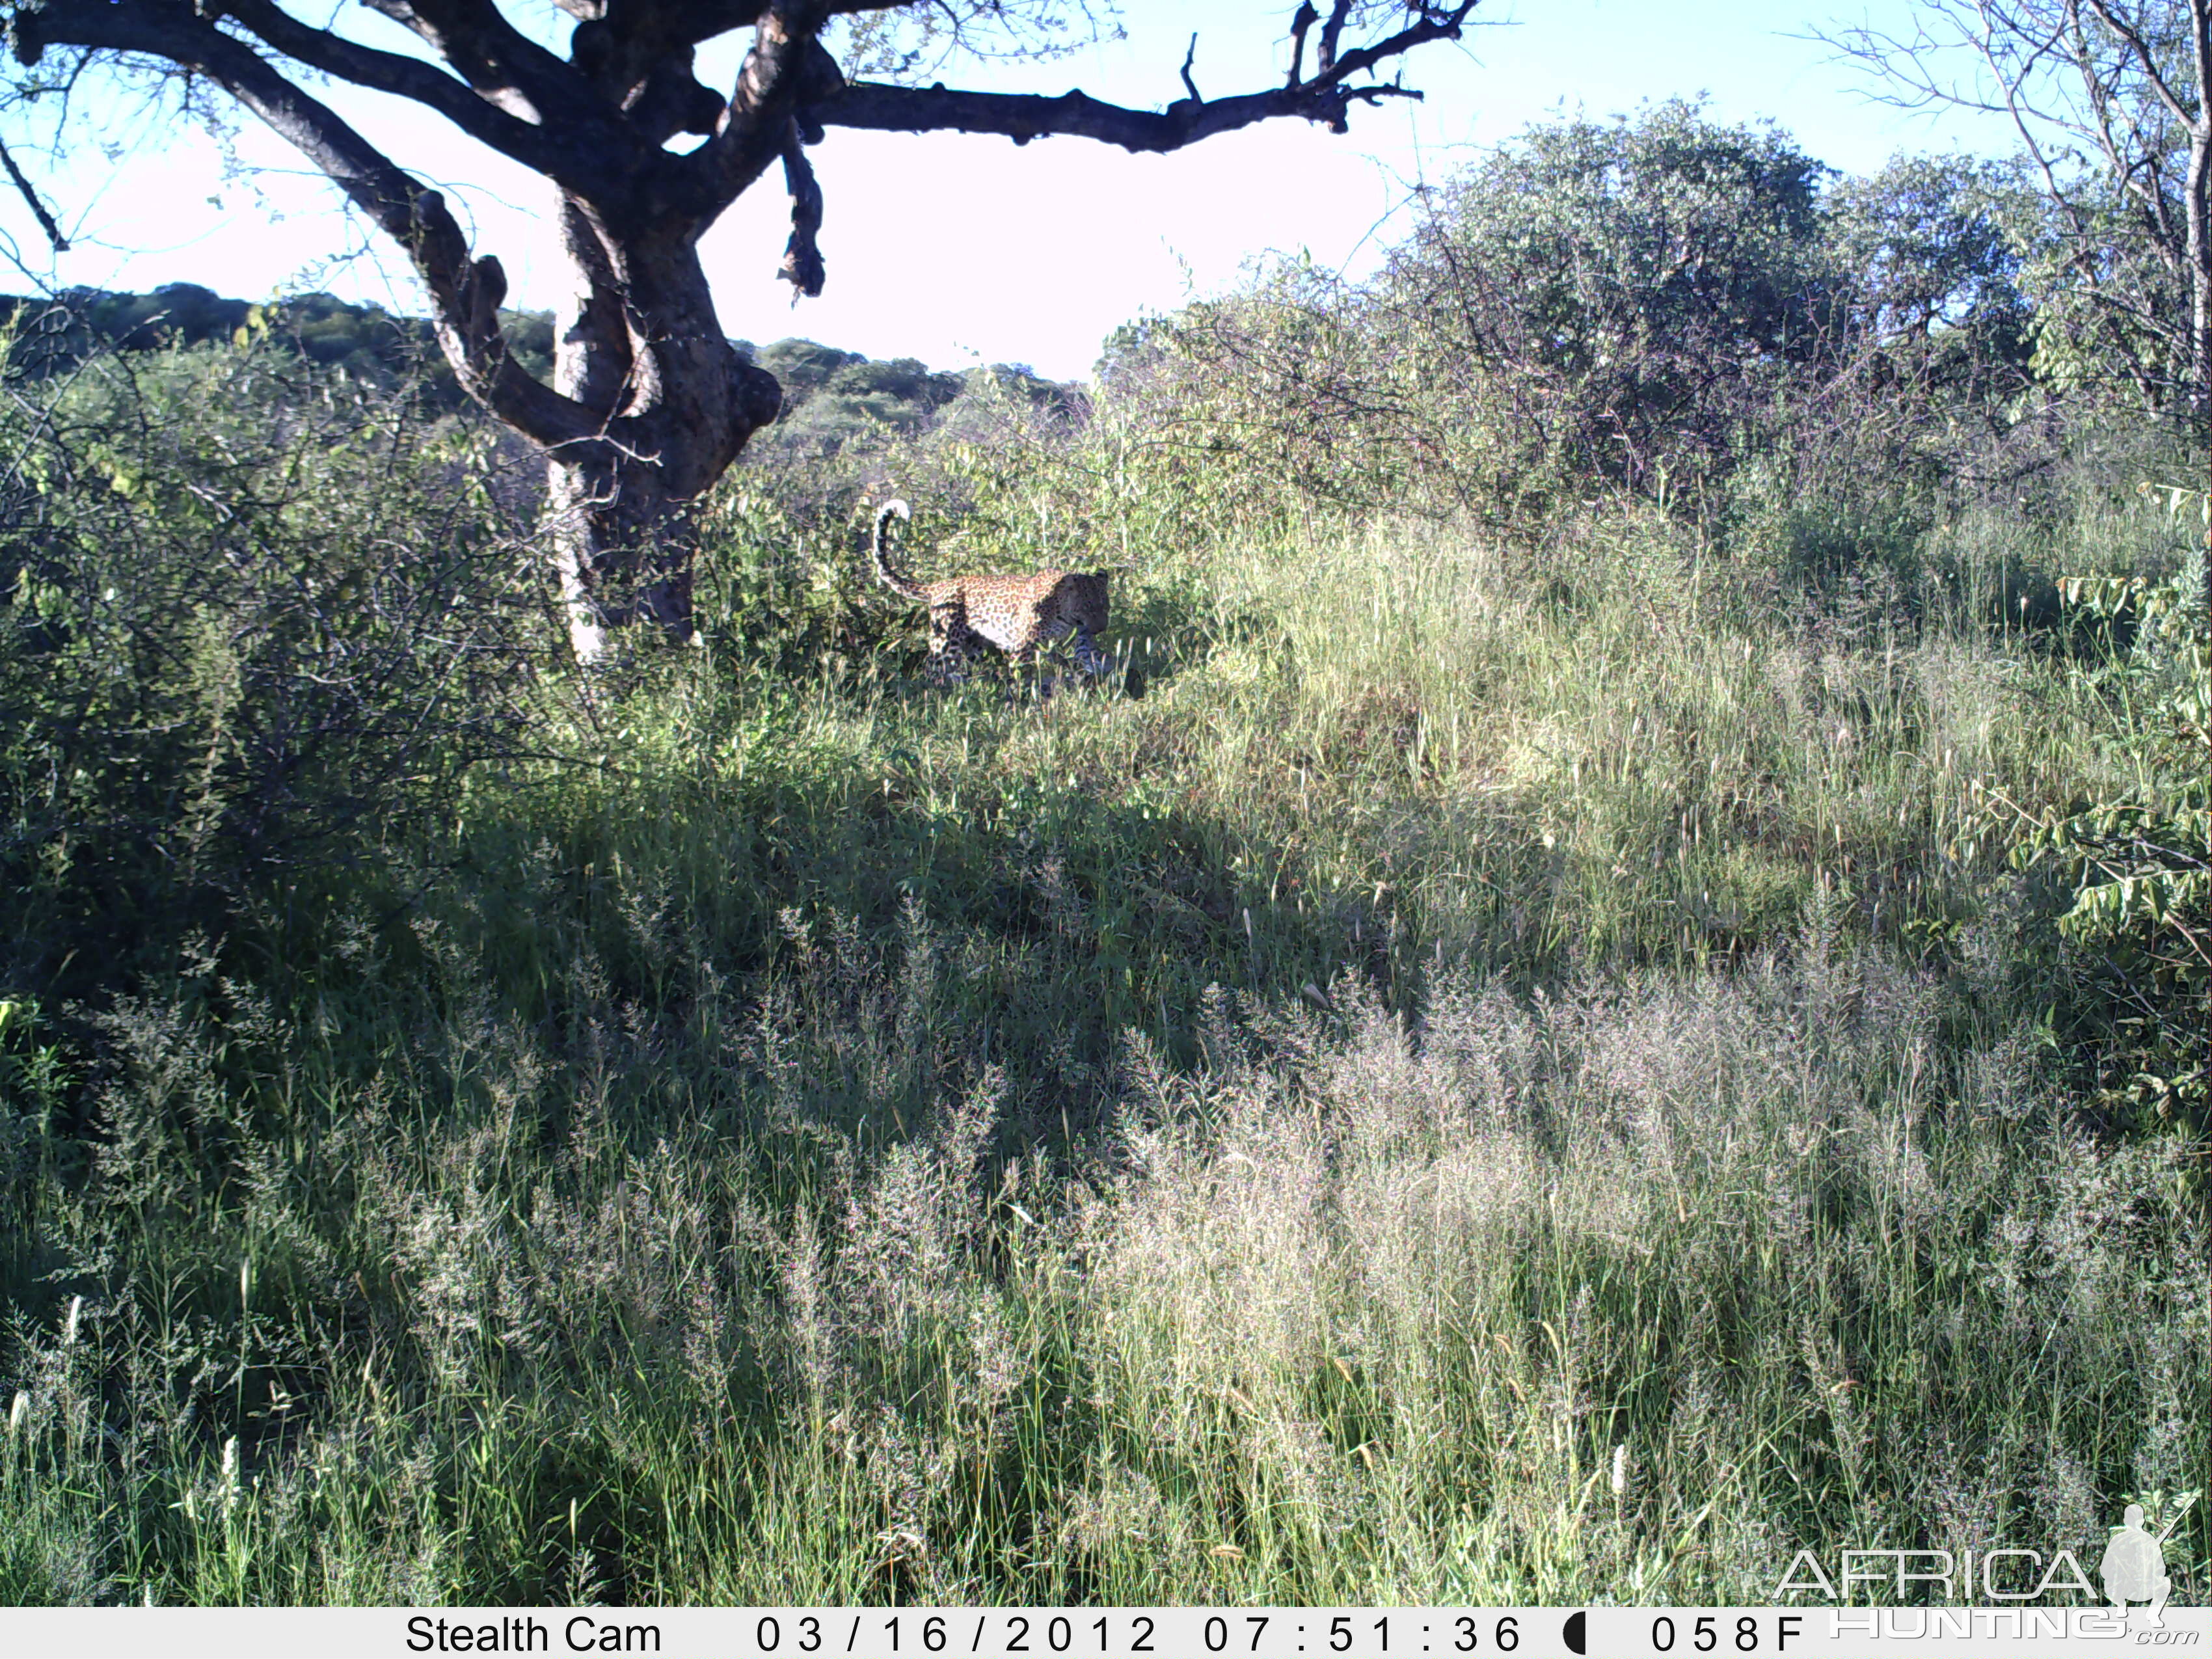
[3,446,2203,1602]
[3,899,2200,1602]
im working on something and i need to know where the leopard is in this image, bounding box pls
[870,499,1113,686]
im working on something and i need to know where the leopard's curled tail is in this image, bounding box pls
[871,500,924,603]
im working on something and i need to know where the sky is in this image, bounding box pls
[3,0,2019,381]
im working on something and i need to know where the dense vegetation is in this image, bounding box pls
[0,103,2204,1606]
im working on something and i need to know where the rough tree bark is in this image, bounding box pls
[7,0,1480,663]
[541,202,785,661]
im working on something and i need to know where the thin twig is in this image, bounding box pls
[0,137,68,251]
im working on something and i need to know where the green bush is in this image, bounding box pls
[0,337,550,990]
[2008,522,2209,1176]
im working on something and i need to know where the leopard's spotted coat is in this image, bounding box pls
[871,500,1113,684]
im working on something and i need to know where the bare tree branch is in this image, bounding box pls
[21,0,634,198]
[2194,0,2212,137]
[808,74,1414,148]
[618,53,735,145]
[1317,0,1353,75]
[668,0,837,224]
[0,135,66,250]
[2079,0,2197,126]
[353,0,598,123]
[1286,1,1319,87]
[1825,0,2212,411]
[1323,5,1475,92]
[12,0,593,443]
[570,0,772,93]
[805,1,1471,151]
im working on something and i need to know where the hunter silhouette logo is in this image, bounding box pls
[2102,1496,2195,1628]
[1775,1490,2200,1621]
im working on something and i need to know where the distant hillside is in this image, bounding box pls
[741,336,1083,465]
[0,284,1078,447]
[0,284,554,405]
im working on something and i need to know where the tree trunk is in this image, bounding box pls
[545,195,782,665]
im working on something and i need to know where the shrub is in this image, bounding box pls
[2004,522,2209,1178]
[0,333,550,988]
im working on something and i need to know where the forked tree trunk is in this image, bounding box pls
[545,196,782,665]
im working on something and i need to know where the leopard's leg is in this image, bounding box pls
[1029,617,1078,684]
[1072,625,1113,678]
[1005,626,1059,699]
[928,606,972,684]
[1005,641,1045,699]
